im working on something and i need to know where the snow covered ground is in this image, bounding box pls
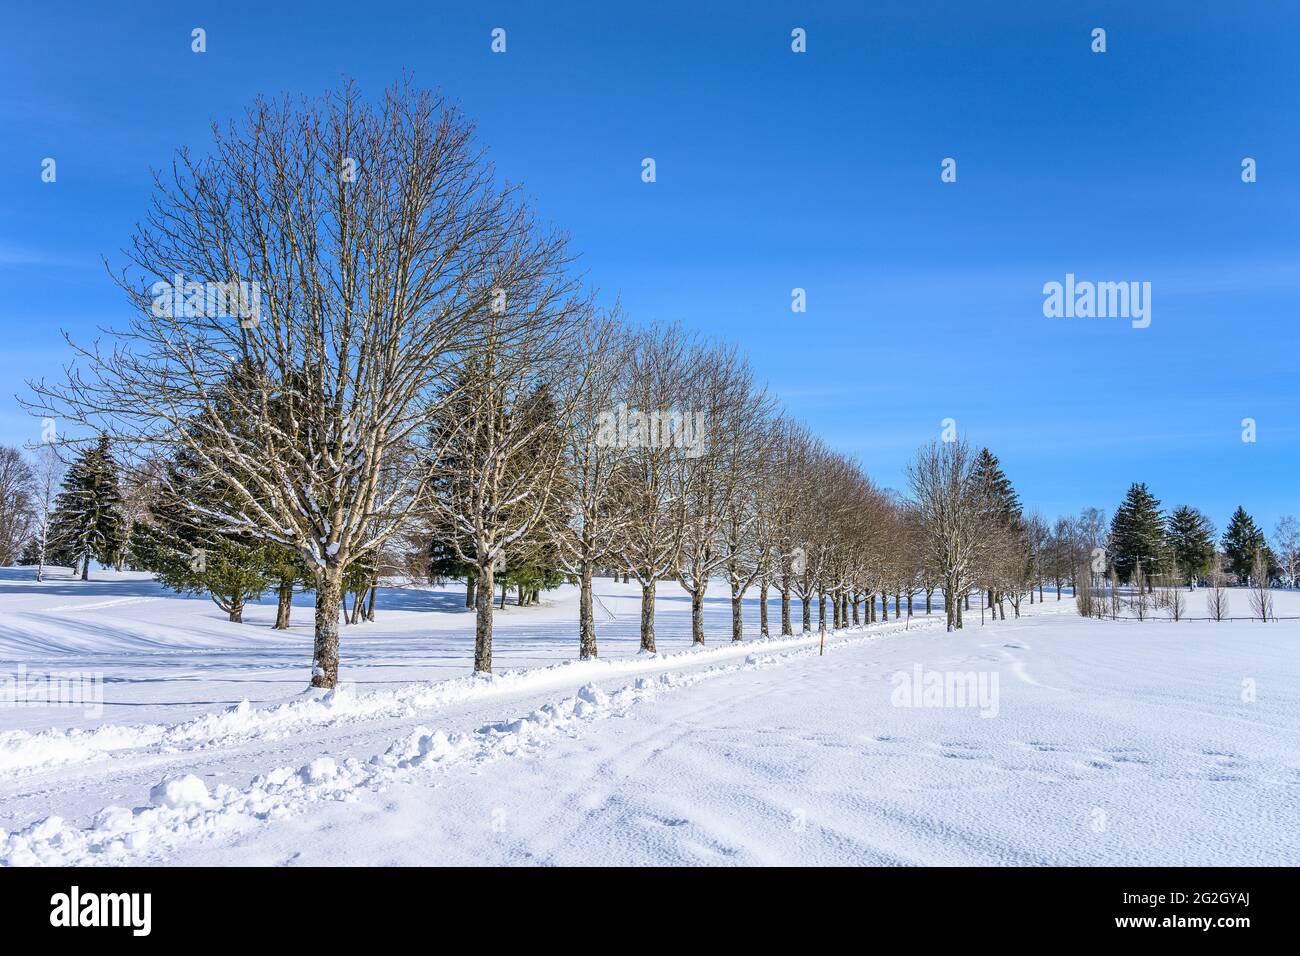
[0,567,1296,866]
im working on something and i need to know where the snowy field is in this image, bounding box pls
[0,567,1296,866]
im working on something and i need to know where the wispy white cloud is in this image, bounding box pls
[0,243,66,268]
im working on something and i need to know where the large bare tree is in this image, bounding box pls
[0,447,35,566]
[613,324,697,653]
[907,438,985,631]
[27,80,568,687]
[429,274,589,674]
[26,445,65,581]
[718,404,778,642]
[674,343,759,645]
[551,312,630,659]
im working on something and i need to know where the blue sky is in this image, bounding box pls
[2,0,1297,535]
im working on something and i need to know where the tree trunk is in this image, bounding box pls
[730,591,743,642]
[639,579,656,653]
[465,576,475,608]
[801,594,811,633]
[925,588,933,613]
[228,596,244,623]
[579,564,597,659]
[690,584,705,645]
[780,586,792,635]
[274,576,294,629]
[311,569,343,688]
[759,582,770,637]
[366,583,377,621]
[880,591,889,621]
[81,552,90,581]
[475,564,495,673]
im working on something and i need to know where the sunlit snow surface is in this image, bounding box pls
[0,567,1295,865]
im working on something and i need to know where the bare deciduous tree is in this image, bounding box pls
[27,445,64,581]
[907,438,985,632]
[1273,516,1299,589]
[1249,549,1274,622]
[1207,553,1229,621]
[673,344,746,645]
[550,312,629,659]
[430,281,590,673]
[613,324,695,653]
[716,387,778,642]
[0,447,35,566]
[27,80,566,688]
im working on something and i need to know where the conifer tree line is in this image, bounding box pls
[1099,482,1284,588]
[1062,483,1292,622]
[12,80,1298,683]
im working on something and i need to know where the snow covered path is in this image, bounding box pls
[174,610,1298,866]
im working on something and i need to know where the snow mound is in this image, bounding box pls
[149,774,210,809]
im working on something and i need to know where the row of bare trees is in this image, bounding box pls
[1077,551,1277,622]
[905,439,1084,631]
[425,315,942,670]
[23,79,1049,686]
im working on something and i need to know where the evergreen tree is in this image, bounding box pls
[130,377,279,622]
[1108,483,1165,584]
[971,448,1021,523]
[1221,506,1270,583]
[131,452,271,623]
[267,545,313,630]
[1165,506,1216,585]
[18,536,42,565]
[341,553,376,624]
[47,435,126,580]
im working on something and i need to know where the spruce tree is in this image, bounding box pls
[47,435,126,580]
[971,448,1021,523]
[130,376,281,621]
[1166,506,1216,585]
[1221,506,1269,583]
[132,451,270,622]
[1108,483,1165,585]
